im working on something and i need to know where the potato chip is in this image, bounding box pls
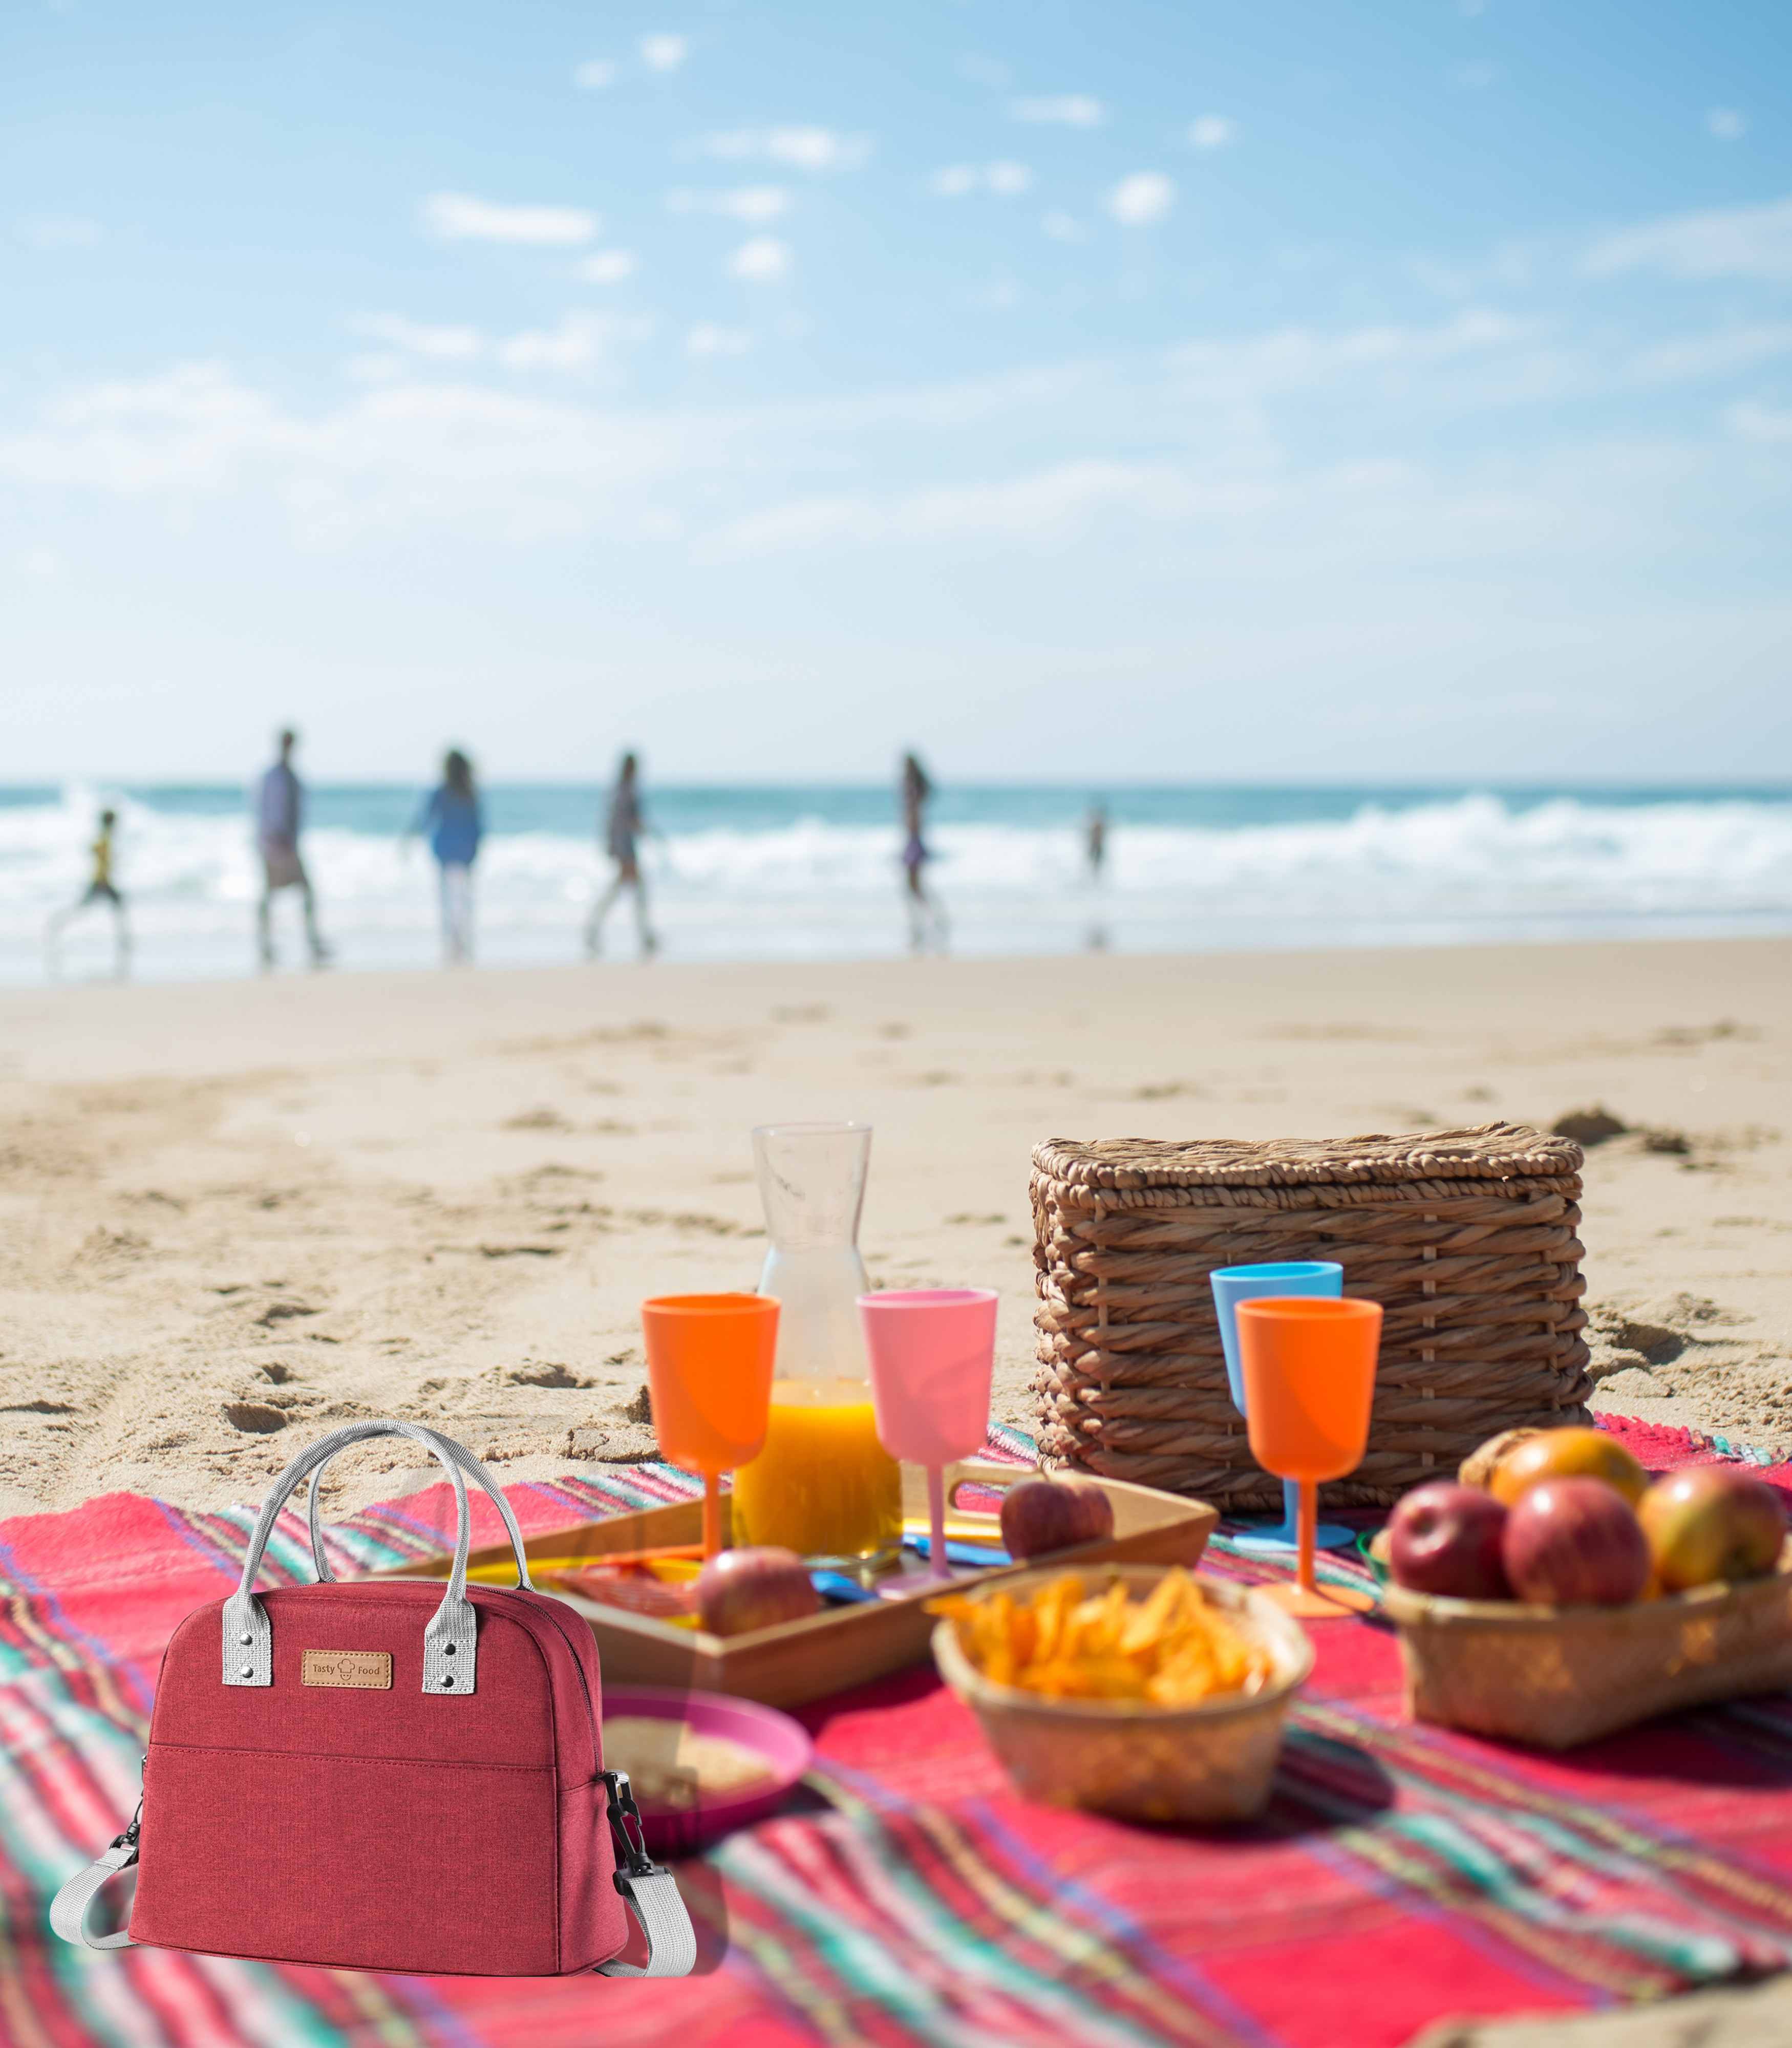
[932,1568,1272,1707]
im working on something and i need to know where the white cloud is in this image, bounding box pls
[1,306,1765,565]
[729,459,1188,550]
[27,217,101,249]
[0,361,697,543]
[687,324,751,359]
[355,315,484,361]
[351,311,644,374]
[1188,116,1235,151]
[1010,95,1105,128]
[1630,323,1792,386]
[575,59,615,88]
[931,162,1031,198]
[668,186,791,223]
[422,192,598,247]
[495,314,625,372]
[1584,195,1792,283]
[728,236,792,283]
[1043,212,1086,243]
[639,33,688,73]
[1109,173,1175,226]
[1728,400,1792,443]
[579,249,638,285]
[703,127,869,172]
[1708,108,1748,142]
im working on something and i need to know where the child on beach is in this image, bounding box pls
[411,750,484,965]
[46,808,130,971]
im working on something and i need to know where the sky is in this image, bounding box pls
[3,0,1789,785]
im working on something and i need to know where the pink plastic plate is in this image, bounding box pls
[601,1683,814,1857]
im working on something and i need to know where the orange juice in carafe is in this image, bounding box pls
[731,1378,902,1561]
[742,1122,898,1563]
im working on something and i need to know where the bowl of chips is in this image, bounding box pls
[930,1565,1313,1824]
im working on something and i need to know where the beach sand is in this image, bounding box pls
[0,937,1786,1521]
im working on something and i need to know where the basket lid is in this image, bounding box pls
[1032,1122,1581,1192]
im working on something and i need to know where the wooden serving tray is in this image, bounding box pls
[378,1461,1218,1710]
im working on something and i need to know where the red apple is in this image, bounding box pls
[1501,1478,1651,1607]
[1388,1482,1511,1599]
[695,1547,819,1636]
[999,1476,1115,1560]
[1638,1467,1789,1591]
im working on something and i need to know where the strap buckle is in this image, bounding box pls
[109,1792,144,1857]
[600,1769,659,1881]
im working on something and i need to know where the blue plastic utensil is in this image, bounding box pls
[1210,1261,1354,1553]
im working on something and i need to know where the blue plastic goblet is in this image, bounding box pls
[1210,1261,1354,1553]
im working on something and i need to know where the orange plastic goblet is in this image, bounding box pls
[640,1293,780,1558]
[1237,1296,1382,1617]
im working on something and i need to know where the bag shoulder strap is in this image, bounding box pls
[601,1868,698,1978]
[595,1770,698,1978]
[50,1801,139,1951]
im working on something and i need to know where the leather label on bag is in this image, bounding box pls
[301,1649,392,1690]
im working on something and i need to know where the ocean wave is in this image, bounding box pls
[3,786,1788,981]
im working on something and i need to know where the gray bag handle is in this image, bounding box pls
[300,1424,535,1592]
[221,1419,531,1696]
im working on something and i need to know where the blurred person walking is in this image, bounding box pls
[255,730,329,970]
[900,752,946,952]
[586,752,657,959]
[46,807,130,974]
[411,750,484,965]
[1085,801,1108,883]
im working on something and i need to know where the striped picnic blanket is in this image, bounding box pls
[7,1419,1792,2048]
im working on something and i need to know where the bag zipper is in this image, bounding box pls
[485,1587,599,1775]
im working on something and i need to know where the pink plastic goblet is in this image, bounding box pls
[858,1288,998,1583]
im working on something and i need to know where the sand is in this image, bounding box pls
[0,937,1786,1522]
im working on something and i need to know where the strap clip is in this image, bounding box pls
[109,1793,143,1856]
[601,1769,659,1881]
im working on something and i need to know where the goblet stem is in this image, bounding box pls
[926,1465,949,1581]
[702,1472,723,1560]
[1297,1478,1317,1594]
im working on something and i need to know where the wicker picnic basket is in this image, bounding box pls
[1031,1124,1591,1511]
[1383,1559,1792,1748]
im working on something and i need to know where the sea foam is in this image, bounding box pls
[3,785,1787,983]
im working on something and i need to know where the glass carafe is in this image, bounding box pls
[730,1121,903,1567]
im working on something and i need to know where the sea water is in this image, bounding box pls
[3,783,1789,985]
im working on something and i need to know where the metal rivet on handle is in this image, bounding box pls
[443,1642,456,1655]
[441,1675,455,1688]
[239,1665,253,1677]
[239,1633,252,1646]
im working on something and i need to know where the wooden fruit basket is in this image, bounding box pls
[379,1460,1218,1711]
[1383,1550,1792,1749]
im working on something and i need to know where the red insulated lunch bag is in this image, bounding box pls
[53,1420,695,1978]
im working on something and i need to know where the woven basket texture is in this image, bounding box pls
[1383,1562,1792,1749]
[1031,1123,1591,1510]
